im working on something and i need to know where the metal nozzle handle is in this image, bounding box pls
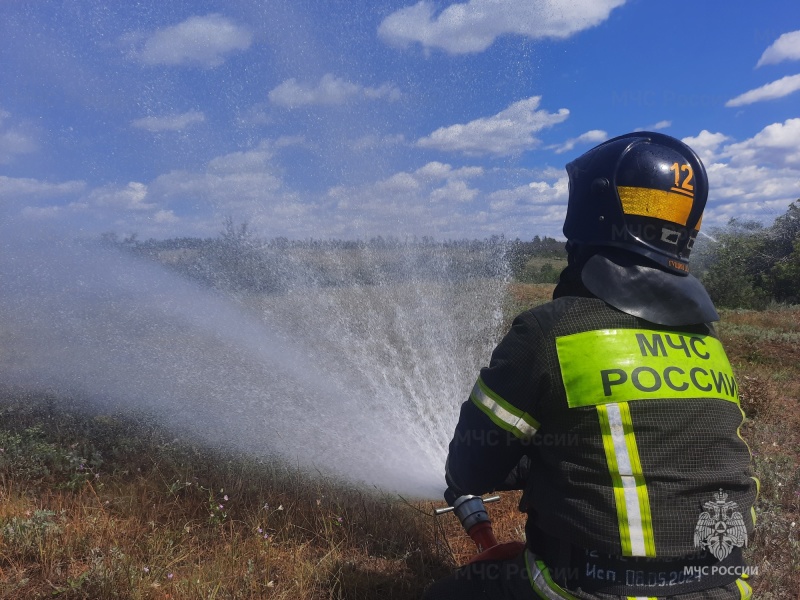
[434,494,500,516]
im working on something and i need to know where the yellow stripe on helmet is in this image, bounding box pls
[617,186,700,228]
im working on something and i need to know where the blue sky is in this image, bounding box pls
[1,0,799,241]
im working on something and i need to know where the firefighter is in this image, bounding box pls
[424,132,757,600]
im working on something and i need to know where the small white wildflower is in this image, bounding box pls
[267,580,275,588]
[223,495,229,501]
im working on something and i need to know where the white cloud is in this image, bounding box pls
[487,176,569,235]
[725,73,800,106]
[3,140,291,238]
[0,175,85,199]
[131,111,206,132]
[129,14,252,68]
[153,168,283,209]
[7,139,303,239]
[88,182,155,211]
[635,120,671,132]
[19,205,64,220]
[344,162,484,205]
[207,139,277,174]
[1,176,184,236]
[489,177,568,209]
[378,0,627,54]
[414,161,484,182]
[236,103,273,126]
[705,162,799,227]
[416,96,569,155]
[0,109,38,164]
[0,129,38,164]
[430,179,479,203]
[720,118,800,168]
[757,30,800,67]
[681,121,800,232]
[268,74,401,107]
[549,129,607,154]
[153,209,179,224]
[374,172,421,195]
[682,130,731,165]
[322,161,569,239]
[150,140,286,221]
[0,176,86,228]
[323,161,488,237]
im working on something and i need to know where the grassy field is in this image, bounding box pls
[1,284,798,599]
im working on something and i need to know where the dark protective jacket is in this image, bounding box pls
[444,285,758,598]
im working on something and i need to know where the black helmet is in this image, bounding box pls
[563,131,708,275]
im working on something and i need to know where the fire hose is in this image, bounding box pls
[435,494,525,564]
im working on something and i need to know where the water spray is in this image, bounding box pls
[0,228,508,498]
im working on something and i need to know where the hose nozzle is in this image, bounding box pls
[451,495,491,531]
[434,494,500,551]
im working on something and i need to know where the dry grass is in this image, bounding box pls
[1,289,797,599]
[506,283,557,308]
[0,397,455,599]
[716,307,800,598]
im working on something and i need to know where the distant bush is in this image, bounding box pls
[506,236,567,281]
[699,200,800,308]
[516,260,563,284]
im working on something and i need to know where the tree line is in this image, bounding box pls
[101,201,799,308]
[107,218,522,294]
